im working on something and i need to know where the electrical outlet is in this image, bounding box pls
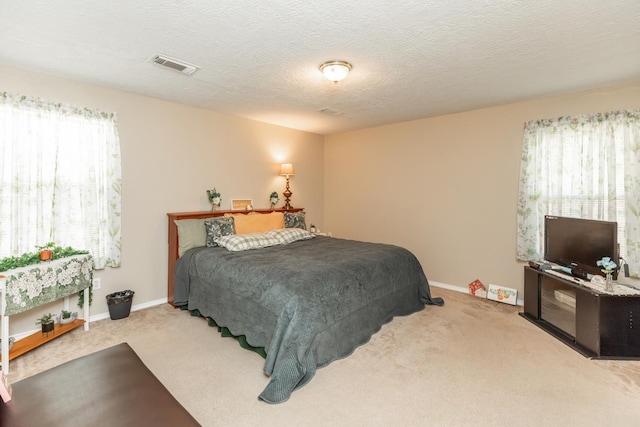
[92,278,101,289]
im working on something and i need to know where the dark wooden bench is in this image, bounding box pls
[0,342,200,426]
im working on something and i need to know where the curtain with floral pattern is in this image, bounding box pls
[516,110,640,276]
[0,92,121,268]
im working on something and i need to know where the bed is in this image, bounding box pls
[167,209,443,404]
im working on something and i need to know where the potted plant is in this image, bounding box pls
[58,310,77,325]
[0,244,89,272]
[36,313,55,333]
[36,242,56,261]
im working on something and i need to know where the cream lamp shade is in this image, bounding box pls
[279,163,295,177]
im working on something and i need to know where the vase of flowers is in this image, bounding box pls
[596,257,617,292]
[269,191,279,209]
[207,188,221,212]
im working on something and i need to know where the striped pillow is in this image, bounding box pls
[215,232,280,252]
[267,228,314,245]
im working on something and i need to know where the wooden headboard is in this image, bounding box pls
[166,208,303,306]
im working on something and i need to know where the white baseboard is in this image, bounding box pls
[430,280,524,306]
[9,297,169,341]
[87,297,169,322]
[429,280,467,294]
[9,283,523,342]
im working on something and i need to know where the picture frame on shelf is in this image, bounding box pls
[231,199,253,210]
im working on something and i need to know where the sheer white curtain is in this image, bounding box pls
[0,92,121,268]
[516,110,640,276]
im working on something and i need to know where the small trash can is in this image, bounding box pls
[106,290,135,320]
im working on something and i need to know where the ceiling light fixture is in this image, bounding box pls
[320,60,352,83]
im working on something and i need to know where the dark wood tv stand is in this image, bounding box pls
[521,266,640,359]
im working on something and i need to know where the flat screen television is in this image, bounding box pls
[544,215,618,278]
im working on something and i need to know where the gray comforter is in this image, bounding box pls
[174,235,443,403]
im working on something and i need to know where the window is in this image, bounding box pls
[0,92,121,269]
[517,110,640,277]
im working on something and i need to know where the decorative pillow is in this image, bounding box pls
[204,217,236,247]
[174,219,207,257]
[229,211,285,235]
[284,211,306,230]
[215,232,280,252]
[267,228,314,245]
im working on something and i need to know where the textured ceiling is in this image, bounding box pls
[1,0,639,135]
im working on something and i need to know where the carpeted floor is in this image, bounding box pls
[7,286,640,426]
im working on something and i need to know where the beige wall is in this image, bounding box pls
[324,82,640,295]
[1,64,324,335]
[4,62,640,336]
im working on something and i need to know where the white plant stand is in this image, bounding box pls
[1,254,93,375]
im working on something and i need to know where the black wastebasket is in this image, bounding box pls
[106,290,135,320]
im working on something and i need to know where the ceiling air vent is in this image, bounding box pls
[318,107,345,116]
[151,54,199,75]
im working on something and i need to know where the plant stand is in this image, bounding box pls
[0,254,93,375]
[2,320,85,362]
